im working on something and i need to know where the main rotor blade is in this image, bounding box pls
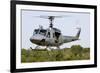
[39,16,62,19]
[33,15,71,19]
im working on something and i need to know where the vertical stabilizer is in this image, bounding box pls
[75,28,81,38]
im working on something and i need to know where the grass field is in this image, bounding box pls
[21,45,90,63]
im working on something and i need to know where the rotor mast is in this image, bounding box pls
[49,16,54,28]
[40,16,62,28]
[48,16,54,28]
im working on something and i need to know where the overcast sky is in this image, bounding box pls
[21,10,90,49]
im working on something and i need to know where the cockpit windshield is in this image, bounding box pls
[33,29,39,35]
[33,29,47,36]
[39,29,47,36]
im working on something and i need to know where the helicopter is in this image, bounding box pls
[30,16,81,51]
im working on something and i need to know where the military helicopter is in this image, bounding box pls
[30,16,81,50]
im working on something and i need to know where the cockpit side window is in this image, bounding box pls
[47,32,50,38]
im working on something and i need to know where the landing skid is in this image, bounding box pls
[29,46,52,56]
[30,46,61,51]
[29,46,62,56]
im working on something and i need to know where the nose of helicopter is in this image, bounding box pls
[30,35,43,43]
[30,36,38,43]
[30,36,33,42]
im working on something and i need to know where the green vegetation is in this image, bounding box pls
[21,45,90,63]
